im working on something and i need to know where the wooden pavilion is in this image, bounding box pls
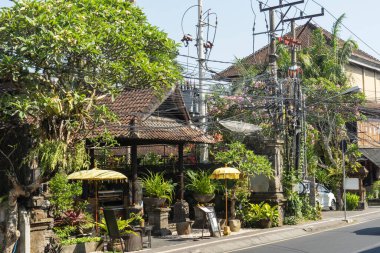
[90,86,215,205]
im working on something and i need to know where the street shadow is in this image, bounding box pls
[358,246,380,253]
[353,227,380,236]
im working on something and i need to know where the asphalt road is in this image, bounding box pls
[228,217,380,253]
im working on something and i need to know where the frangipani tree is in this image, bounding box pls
[0,1,181,251]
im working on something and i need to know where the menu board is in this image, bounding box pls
[197,206,221,236]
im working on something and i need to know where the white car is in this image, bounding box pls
[298,181,337,210]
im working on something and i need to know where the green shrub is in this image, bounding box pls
[49,173,82,216]
[285,191,303,220]
[283,216,298,225]
[60,236,102,246]
[244,202,279,227]
[301,195,321,221]
[346,192,360,210]
[284,192,321,223]
[98,213,142,236]
[186,170,217,195]
[139,152,163,166]
[53,225,77,241]
[141,171,176,203]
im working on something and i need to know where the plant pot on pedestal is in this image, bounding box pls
[141,171,175,212]
[193,193,215,204]
[143,197,167,211]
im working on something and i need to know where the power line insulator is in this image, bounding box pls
[181,34,193,47]
[204,41,214,49]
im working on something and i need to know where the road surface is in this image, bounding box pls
[229,217,380,253]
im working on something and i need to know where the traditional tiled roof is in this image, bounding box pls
[218,23,380,79]
[0,80,214,143]
[95,88,215,144]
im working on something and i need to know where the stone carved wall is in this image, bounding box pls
[245,136,284,193]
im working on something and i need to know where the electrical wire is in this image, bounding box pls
[250,0,257,59]
[311,0,380,59]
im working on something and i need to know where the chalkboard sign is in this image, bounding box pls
[198,206,221,237]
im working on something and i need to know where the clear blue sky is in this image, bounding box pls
[1,0,379,76]
[136,0,380,74]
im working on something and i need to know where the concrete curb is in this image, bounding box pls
[143,209,380,253]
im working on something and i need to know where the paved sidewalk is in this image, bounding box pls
[140,206,380,253]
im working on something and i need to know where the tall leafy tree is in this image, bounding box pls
[0,1,181,251]
[299,15,364,188]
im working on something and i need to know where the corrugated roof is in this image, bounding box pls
[359,148,380,168]
[218,23,380,79]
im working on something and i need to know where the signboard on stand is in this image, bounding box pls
[197,206,221,237]
[345,178,360,190]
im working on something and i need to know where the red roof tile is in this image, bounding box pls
[94,88,214,144]
[218,23,380,79]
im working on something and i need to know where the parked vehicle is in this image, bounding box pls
[298,181,336,210]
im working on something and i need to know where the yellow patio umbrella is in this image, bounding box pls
[67,168,127,181]
[210,166,240,232]
[67,168,127,231]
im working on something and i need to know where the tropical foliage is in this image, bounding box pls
[346,192,360,210]
[98,213,143,236]
[238,202,279,228]
[214,141,272,177]
[49,173,83,216]
[298,16,365,192]
[141,171,176,203]
[186,170,217,195]
[139,152,164,166]
[0,1,181,251]
[283,191,321,225]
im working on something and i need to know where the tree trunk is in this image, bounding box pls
[230,197,236,219]
[3,189,20,253]
[320,132,338,169]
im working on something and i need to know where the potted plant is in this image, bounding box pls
[141,171,175,208]
[245,202,279,229]
[98,213,143,252]
[186,170,217,204]
[259,202,279,228]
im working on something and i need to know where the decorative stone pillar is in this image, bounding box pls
[245,137,286,226]
[173,200,189,223]
[19,208,30,253]
[147,207,171,236]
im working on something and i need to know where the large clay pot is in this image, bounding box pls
[125,233,143,252]
[107,241,123,252]
[259,219,272,229]
[176,221,192,235]
[143,197,166,209]
[193,193,215,204]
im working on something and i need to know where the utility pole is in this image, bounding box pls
[283,11,324,174]
[198,0,208,163]
[259,2,284,137]
[291,20,301,177]
[281,7,323,207]
[269,9,282,135]
[261,1,323,207]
